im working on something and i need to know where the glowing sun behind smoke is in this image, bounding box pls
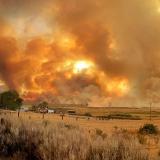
[73,60,94,74]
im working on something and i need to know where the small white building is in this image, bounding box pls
[19,105,30,112]
[48,109,55,114]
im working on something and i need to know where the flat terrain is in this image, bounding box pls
[2,109,160,133]
[48,105,160,119]
[1,108,160,160]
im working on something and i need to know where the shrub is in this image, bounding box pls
[138,124,158,135]
[107,113,141,120]
[95,129,107,139]
[84,112,92,117]
[95,128,103,136]
[64,124,77,130]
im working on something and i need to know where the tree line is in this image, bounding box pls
[0,90,23,110]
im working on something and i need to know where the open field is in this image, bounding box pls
[0,113,151,160]
[2,106,160,132]
[26,104,160,119]
[45,105,160,119]
[1,108,160,160]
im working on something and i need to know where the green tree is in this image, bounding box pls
[0,90,23,110]
[138,124,158,135]
[38,101,48,119]
[37,101,48,110]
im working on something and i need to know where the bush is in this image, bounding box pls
[138,124,158,135]
[107,113,141,120]
[95,129,107,139]
[84,112,92,117]
[64,124,77,130]
[95,128,103,136]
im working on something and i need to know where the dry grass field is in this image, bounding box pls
[5,111,160,133]
[0,113,149,160]
[48,106,160,119]
[1,107,160,160]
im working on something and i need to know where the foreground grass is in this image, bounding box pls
[0,115,149,160]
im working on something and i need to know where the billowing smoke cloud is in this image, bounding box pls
[0,0,160,106]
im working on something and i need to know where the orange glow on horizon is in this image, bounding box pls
[106,78,129,96]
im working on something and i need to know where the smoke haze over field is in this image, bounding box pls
[0,0,160,106]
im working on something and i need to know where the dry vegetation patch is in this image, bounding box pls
[0,115,149,160]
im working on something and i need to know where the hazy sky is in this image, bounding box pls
[0,0,160,106]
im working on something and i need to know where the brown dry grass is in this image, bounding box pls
[0,112,150,160]
[5,111,160,133]
[48,106,160,119]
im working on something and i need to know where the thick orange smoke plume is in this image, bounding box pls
[0,0,160,106]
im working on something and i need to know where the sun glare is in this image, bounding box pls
[73,60,93,73]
